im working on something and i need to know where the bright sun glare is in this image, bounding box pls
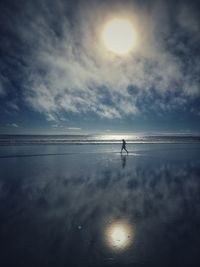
[102,19,136,55]
[105,222,133,250]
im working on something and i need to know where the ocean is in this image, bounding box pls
[0,134,199,145]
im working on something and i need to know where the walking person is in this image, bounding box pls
[121,139,128,154]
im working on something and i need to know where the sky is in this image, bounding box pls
[0,0,200,134]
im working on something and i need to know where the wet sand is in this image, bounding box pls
[0,144,200,267]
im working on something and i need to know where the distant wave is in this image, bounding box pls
[0,134,200,145]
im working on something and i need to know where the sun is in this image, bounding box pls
[102,19,136,55]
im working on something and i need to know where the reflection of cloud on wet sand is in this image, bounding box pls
[0,156,200,265]
[24,162,199,224]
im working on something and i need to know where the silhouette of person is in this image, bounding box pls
[121,139,128,154]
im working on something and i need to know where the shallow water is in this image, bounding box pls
[0,144,200,267]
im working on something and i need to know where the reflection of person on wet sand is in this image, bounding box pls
[121,139,128,154]
[121,154,127,168]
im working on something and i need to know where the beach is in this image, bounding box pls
[0,142,200,267]
[1,0,200,265]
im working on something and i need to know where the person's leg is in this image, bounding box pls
[125,148,128,153]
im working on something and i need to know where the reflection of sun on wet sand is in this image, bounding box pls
[105,221,133,251]
[1,141,200,266]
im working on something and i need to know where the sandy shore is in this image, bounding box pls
[0,143,200,267]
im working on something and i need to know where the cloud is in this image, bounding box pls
[1,0,200,120]
[6,101,19,111]
[51,124,60,128]
[0,73,9,96]
[67,127,81,131]
[177,4,200,34]
[0,81,4,95]
[7,123,19,128]
[51,124,81,131]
